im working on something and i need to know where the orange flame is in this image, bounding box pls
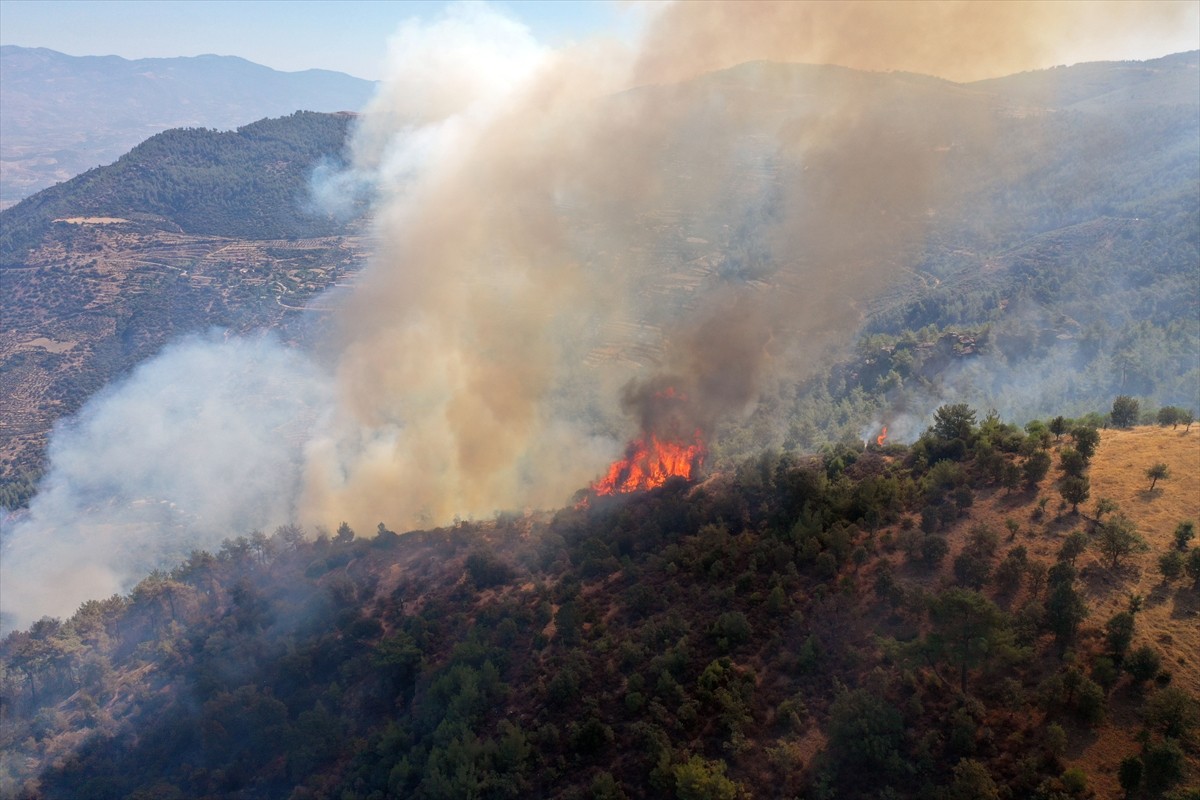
[876,425,888,446]
[592,433,705,495]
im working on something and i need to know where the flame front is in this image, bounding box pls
[592,434,705,495]
[876,426,888,446]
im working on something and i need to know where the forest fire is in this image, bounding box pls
[592,433,706,495]
[876,425,888,446]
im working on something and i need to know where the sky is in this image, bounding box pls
[1,0,1198,82]
[0,0,639,80]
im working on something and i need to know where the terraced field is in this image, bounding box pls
[0,221,372,485]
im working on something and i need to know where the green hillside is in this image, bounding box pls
[2,414,1197,798]
[0,111,369,496]
[0,46,377,206]
[0,111,362,266]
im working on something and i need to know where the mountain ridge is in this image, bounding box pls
[0,45,377,207]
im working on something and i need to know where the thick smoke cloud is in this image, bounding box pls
[0,334,329,630]
[632,0,1197,85]
[4,1,1194,629]
[297,0,1197,534]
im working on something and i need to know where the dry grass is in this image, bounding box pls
[1086,426,1200,694]
[1060,426,1198,797]
[926,425,1199,797]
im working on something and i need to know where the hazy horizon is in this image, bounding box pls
[1,0,1197,83]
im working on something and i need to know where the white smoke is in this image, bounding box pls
[0,333,330,630]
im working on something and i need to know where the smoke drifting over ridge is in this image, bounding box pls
[300,0,1197,533]
[3,0,1195,630]
[1,335,329,627]
[296,0,974,530]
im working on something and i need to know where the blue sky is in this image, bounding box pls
[0,0,636,80]
[1,0,1196,82]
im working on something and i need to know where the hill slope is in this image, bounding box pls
[0,112,370,494]
[0,46,376,207]
[0,111,363,263]
[1,417,1196,799]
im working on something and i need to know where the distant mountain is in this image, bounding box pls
[0,46,376,207]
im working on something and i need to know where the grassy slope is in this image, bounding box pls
[1078,427,1200,797]
[930,424,1199,797]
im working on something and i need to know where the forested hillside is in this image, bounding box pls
[710,53,1199,459]
[0,46,376,206]
[2,410,1197,799]
[0,111,362,263]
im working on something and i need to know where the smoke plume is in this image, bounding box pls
[3,0,1194,629]
[0,334,329,629]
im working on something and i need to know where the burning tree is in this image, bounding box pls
[592,433,705,495]
[590,378,709,497]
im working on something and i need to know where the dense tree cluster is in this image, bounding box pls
[3,406,1196,798]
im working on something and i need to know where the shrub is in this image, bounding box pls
[673,755,738,800]
[949,758,1000,800]
[921,535,950,568]
[1144,687,1200,739]
[465,551,515,589]
[1044,723,1068,758]
[1143,738,1186,791]
[1126,646,1162,686]
[1061,767,1087,794]
[1159,550,1185,581]
[1117,755,1142,797]
[1173,521,1196,551]
[711,612,752,651]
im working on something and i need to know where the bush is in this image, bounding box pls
[1143,687,1200,739]
[826,688,906,777]
[711,612,752,651]
[465,551,515,589]
[1118,755,1142,797]
[1073,678,1106,725]
[1159,550,1185,581]
[589,771,627,800]
[921,535,950,568]
[1143,738,1186,790]
[1092,657,1119,691]
[949,758,1000,800]
[1061,767,1087,794]
[1126,646,1162,685]
[1111,396,1140,428]
[1044,723,1068,758]
[1173,521,1196,551]
[673,755,738,800]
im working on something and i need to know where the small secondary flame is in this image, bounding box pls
[592,433,705,495]
[876,425,888,446]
